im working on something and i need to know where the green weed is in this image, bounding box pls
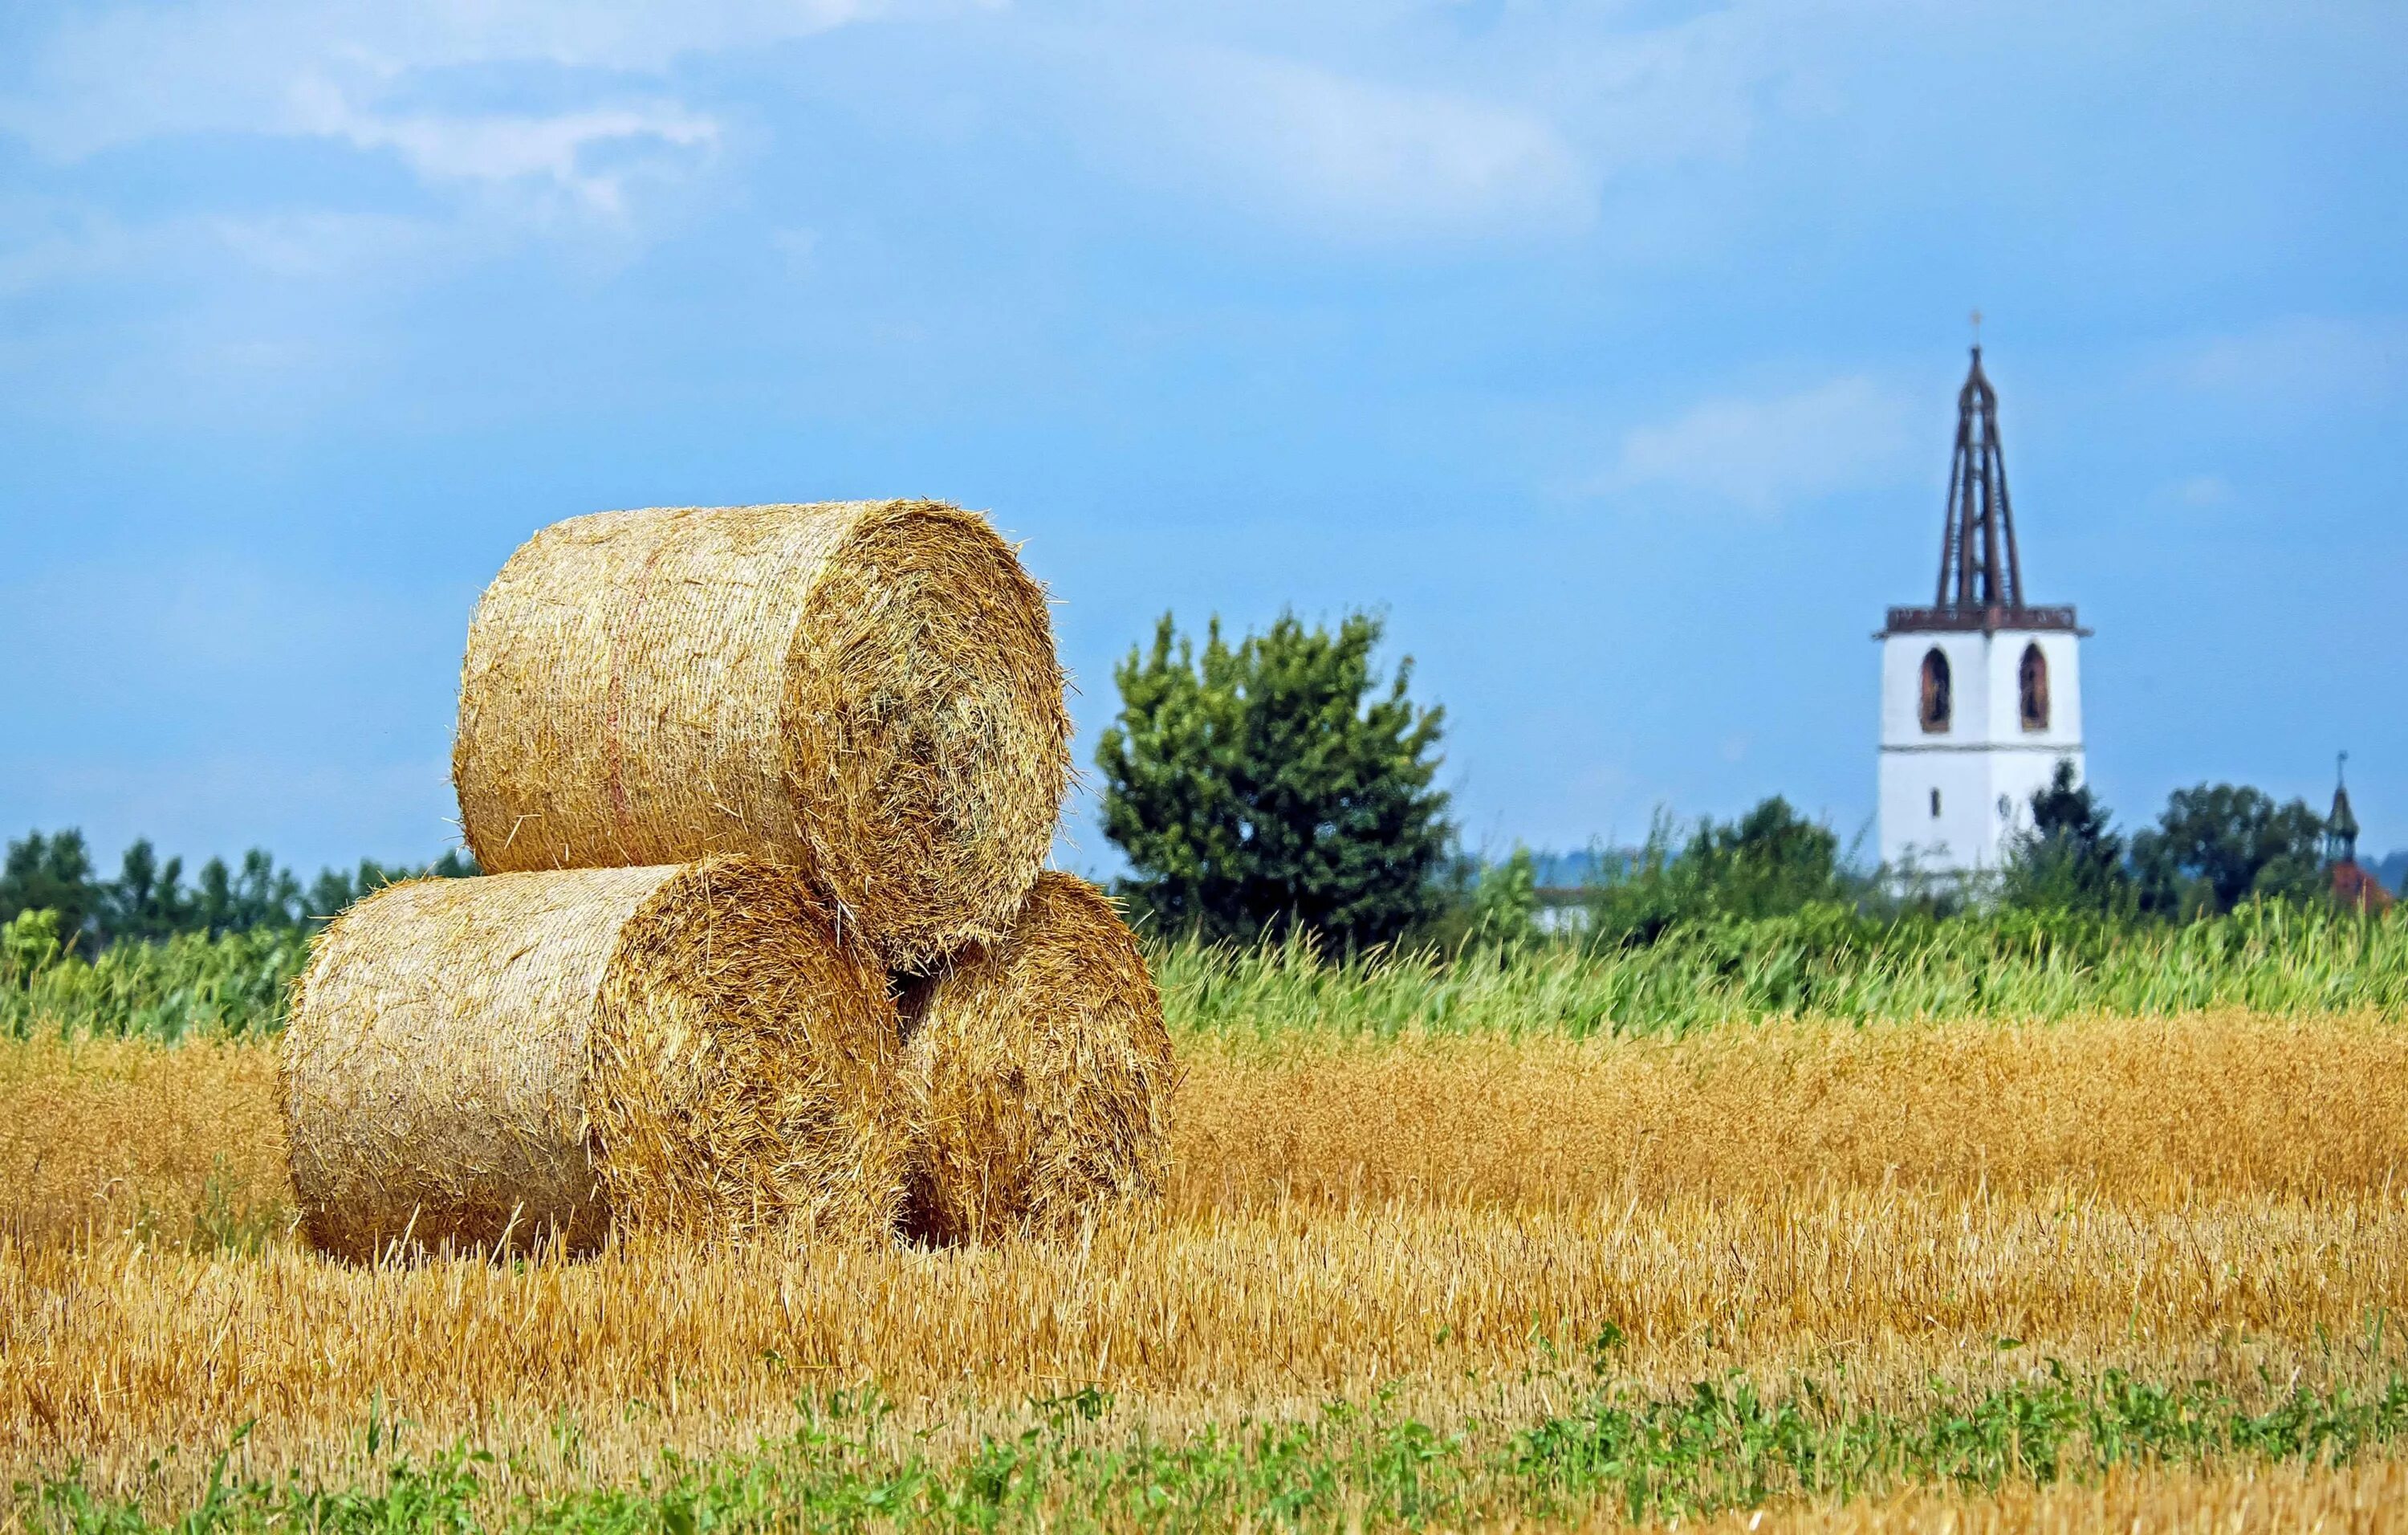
[17,1366,2408,1533]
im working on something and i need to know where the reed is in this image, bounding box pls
[1161,900,2408,1041]
[13,901,2402,1044]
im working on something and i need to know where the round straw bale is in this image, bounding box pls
[281,858,905,1262]
[901,873,1176,1244]
[453,501,1072,971]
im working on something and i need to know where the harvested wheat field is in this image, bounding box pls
[5,1011,2408,1531]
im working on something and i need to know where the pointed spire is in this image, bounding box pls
[2329,751,2360,865]
[1880,338,2081,638]
[1934,344,2025,616]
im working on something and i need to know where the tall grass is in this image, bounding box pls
[1164,901,2408,1041]
[6,900,2405,1042]
[0,921,303,1041]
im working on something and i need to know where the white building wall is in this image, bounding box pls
[1877,626,2084,879]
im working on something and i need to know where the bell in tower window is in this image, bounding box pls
[2019,643,2049,731]
[1918,648,1952,733]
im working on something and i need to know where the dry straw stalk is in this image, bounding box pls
[10,1010,2408,1500]
[453,501,1072,971]
[280,858,905,1260]
[902,873,1176,1244]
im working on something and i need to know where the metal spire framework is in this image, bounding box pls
[1936,346,2023,611]
[1884,340,2081,636]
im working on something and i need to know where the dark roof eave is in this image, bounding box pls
[1875,604,2089,639]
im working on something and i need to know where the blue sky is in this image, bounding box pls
[2,0,2402,879]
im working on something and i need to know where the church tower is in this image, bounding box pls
[1877,344,2087,881]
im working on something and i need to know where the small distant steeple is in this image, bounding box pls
[1934,341,2025,616]
[2329,751,2361,866]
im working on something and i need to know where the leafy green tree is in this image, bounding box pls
[1585,798,1850,944]
[0,830,100,949]
[97,838,193,943]
[1580,814,1699,947]
[2003,762,2133,914]
[2133,784,2325,915]
[305,867,360,923]
[1096,609,1450,950]
[1680,796,1845,918]
[192,849,303,936]
[1465,846,1541,947]
[7,829,478,947]
[302,851,479,923]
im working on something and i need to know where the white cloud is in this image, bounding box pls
[1082,42,1597,242]
[0,204,136,296]
[1603,376,1916,512]
[1542,4,1790,176]
[0,0,886,159]
[288,77,719,213]
[0,197,459,296]
[2162,315,2408,403]
[2167,474,2232,507]
[0,0,888,236]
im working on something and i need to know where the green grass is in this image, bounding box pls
[1161,900,2408,1040]
[19,1365,2408,1533]
[7,900,2405,1044]
[0,922,304,1042]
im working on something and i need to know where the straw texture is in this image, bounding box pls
[901,873,1176,1244]
[453,501,1071,971]
[281,859,905,1261]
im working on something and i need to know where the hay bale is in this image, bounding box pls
[901,873,1176,1244]
[281,858,904,1261]
[454,501,1071,972]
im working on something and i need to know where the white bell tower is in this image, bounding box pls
[1878,341,2086,882]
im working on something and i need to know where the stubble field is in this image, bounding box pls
[5,1010,2408,1530]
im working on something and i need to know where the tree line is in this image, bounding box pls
[1562,766,2353,949]
[0,830,474,951]
[1098,609,2378,951]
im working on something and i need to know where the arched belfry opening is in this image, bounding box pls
[1918,649,1952,732]
[2018,643,2049,731]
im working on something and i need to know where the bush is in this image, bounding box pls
[2002,762,2134,916]
[1583,798,1853,946]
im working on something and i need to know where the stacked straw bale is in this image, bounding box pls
[287,496,1161,1260]
[283,858,903,1261]
[453,500,1071,972]
[901,873,1177,1244]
